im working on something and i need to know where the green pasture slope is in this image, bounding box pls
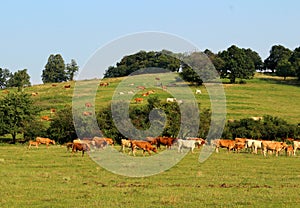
[2,72,299,124]
[0,145,300,207]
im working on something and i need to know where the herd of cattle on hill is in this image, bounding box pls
[27,136,300,158]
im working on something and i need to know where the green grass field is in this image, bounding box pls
[2,72,298,124]
[1,144,300,207]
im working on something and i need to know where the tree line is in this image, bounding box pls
[0,54,79,90]
[104,45,300,84]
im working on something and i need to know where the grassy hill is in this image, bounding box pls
[1,73,300,124]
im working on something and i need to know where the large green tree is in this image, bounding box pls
[264,45,292,73]
[8,69,31,91]
[218,45,256,83]
[42,54,67,83]
[0,92,39,143]
[276,59,294,80]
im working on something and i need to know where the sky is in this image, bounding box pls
[1,0,300,84]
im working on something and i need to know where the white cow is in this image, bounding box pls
[195,89,202,94]
[293,140,300,156]
[166,98,176,102]
[251,140,263,154]
[177,139,199,153]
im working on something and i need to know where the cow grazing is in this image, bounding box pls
[51,84,57,87]
[72,143,90,156]
[99,82,109,87]
[286,145,294,156]
[136,86,146,90]
[234,142,246,153]
[41,116,52,121]
[31,92,38,96]
[166,98,176,102]
[134,98,143,103]
[262,141,287,157]
[186,137,206,149]
[250,116,263,121]
[177,139,200,153]
[36,137,55,148]
[28,140,39,149]
[130,140,157,156]
[50,108,56,114]
[83,111,92,116]
[64,84,71,88]
[195,89,202,94]
[293,140,300,156]
[155,137,177,149]
[215,139,236,153]
[120,139,132,153]
[65,142,73,152]
[85,102,92,108]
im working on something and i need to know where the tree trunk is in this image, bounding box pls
[12,132,17,144]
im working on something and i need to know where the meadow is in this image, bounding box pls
[1,144,300,207]
[3,72,298,124]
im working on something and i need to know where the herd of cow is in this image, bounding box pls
[27,136,300,158]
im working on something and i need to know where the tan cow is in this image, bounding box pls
[286,145,294,157]
[120,139,132,153]
[215,139,236,153]
[36,137,55,148]
[130,140,157,156]
[262,141,287,157]
[28,140,39,149]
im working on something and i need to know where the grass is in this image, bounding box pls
[1,144,300,207]
[1,73,299,124]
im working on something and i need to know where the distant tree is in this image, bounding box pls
[243,48,263,71]
[264,45,292,73]
[42,54,67,83]
[218,45,255,83]
[204,49,225,72]
[7,69,31,91]
[0,68,11,89]
[103,50,180,78]
[0,92,39,144]
[66,59,79,81]
[289,47,300,80]
[276,59,294,80]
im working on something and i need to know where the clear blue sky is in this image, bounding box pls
[1,0,300,84]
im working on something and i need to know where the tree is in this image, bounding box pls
[0,92,39,143]
[66,59,79,81]
[218,45,255,83]
[264,45,292,73]
[7,69,31,91]
[276,59,294,80]
[289,47,300,80]
[243,48,263,71]
[47,106,78,144]
[42,54,67,83]
[0,68,11,89]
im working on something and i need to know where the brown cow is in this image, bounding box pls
[262,141,288,157]
[234,142,246,153]
[134,98,143,103]
[286,145,294,156]
[65,142,73,152]
[41,116,52,121]
[85,102,92,107]
[36,137,55,148]
[64,84,71,88]
[99,82,109,87]
[28,140,39,149]
[155,137,177,149]
[235,138,248,143]
[215,139,236,153]
[83,111,93,116]
[72,143,90,156]
[130,140,157,156]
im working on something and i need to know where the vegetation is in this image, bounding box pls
[0,144,299,207]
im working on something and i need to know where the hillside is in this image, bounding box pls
[1,73,300,124]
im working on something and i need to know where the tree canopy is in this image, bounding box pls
[42,54,67,83]
[7,69,31,91]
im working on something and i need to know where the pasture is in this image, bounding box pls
[1,144,300,207]
[2,72,299,124]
